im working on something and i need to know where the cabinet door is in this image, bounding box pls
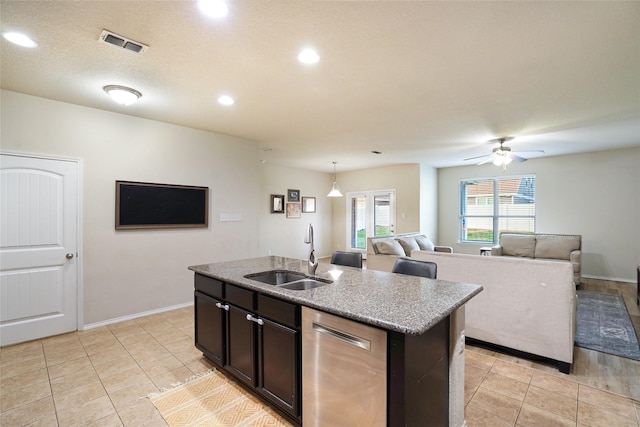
[259,318,299,417]
[226,304,257,386]
[194,291,226,366]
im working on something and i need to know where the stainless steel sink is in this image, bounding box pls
[279,279,329,290]
[244,270,331,290]
[245,270,307,285]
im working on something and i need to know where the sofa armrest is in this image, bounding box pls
[434,246,453,253]
[365,253,400,272]
[569,250,581,266]
[491,245,503,256]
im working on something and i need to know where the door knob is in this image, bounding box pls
[66,253,74,260]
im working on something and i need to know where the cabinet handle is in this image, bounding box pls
[215,302,229,311]
[246,314,264,325]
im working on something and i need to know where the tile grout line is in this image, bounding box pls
[78,329,127,427]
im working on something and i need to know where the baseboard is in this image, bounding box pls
[581,274,635,284]
[81,301,193,331]
[466,337,570,373]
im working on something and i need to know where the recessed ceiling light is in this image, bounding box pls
[297,48,320,65]
[217,95,234,106]
[198,0,228,18]
[103,85,142,106]
[3,32,38,48]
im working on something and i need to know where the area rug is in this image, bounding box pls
[575,290,640,360]
[147,369,293,426]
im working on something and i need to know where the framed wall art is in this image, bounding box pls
[302,197,316,213]
[287,189,300,202]
[270,194,285,213]
[115,180,208,230]
[286,203,301,218]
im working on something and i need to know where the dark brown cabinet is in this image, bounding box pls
[194,291,226,365]
[259,314,299,415]
[194,274,301,422]
[226,304,257,385]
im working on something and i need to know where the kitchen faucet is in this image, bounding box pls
[304,223,318,276]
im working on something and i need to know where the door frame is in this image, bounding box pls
[1,150,84,332]
[345,189,396,256]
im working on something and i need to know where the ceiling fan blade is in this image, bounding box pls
[463,154,490,161]
[512,149,545,155]
[507,153,528,163]
[477,157,495,165]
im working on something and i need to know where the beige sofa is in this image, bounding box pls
[411,250,576,373]
[366,232,452,272]
[491,233,581,284]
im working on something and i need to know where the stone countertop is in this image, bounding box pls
[189,256,482,335]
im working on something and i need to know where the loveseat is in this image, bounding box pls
[491,233,582,284]
[366,232,452,272]
[411,250,576,373]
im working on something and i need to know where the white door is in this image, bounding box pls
[0,153,80,346]
[346,190,396,253]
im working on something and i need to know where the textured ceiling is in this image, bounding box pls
[1,1,639,172]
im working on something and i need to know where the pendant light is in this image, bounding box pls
[327,161,343,198]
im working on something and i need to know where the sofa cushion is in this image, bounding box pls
[396,236,420,256]
[535,235,580,260]
[414,235,435,252]
[375,239,405,256]
[500,234,536,257]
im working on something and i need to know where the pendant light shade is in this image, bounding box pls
[327,161,343,198]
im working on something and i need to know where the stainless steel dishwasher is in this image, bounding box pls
[302,307,387,427]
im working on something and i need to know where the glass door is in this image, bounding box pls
[347,190,396,253]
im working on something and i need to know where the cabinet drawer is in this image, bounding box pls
[226,284,255,310]
[258,294,299,328]
[195,274,224,299]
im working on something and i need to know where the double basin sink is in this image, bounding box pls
[244,270,332,290]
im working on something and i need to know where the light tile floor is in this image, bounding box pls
[1,306,639,426]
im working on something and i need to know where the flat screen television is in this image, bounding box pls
[115,181,209,229]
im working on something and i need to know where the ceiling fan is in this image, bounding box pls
[464,137,545,172]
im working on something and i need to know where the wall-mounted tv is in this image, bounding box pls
[115,181,209,230]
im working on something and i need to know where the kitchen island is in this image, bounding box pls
[189,256,482,426]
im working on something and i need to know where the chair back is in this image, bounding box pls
[330,251,363,268]
[392,258,437,279]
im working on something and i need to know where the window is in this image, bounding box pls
[459,175,536,243]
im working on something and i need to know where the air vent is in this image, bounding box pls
[99,30,148,54]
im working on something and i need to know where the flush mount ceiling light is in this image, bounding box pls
[298,48,320,65]
[327,161,343,198]
[103,85,142,106]
[198,0,229,18]
[217,95,235,106]
[3,31,38,48]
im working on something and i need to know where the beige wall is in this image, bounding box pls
[3,89,636,328]
[329,164,439,252]
[259,163,333,259]
[437,146,640,282]
[1,90,261,325]
[420,163,439,241]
